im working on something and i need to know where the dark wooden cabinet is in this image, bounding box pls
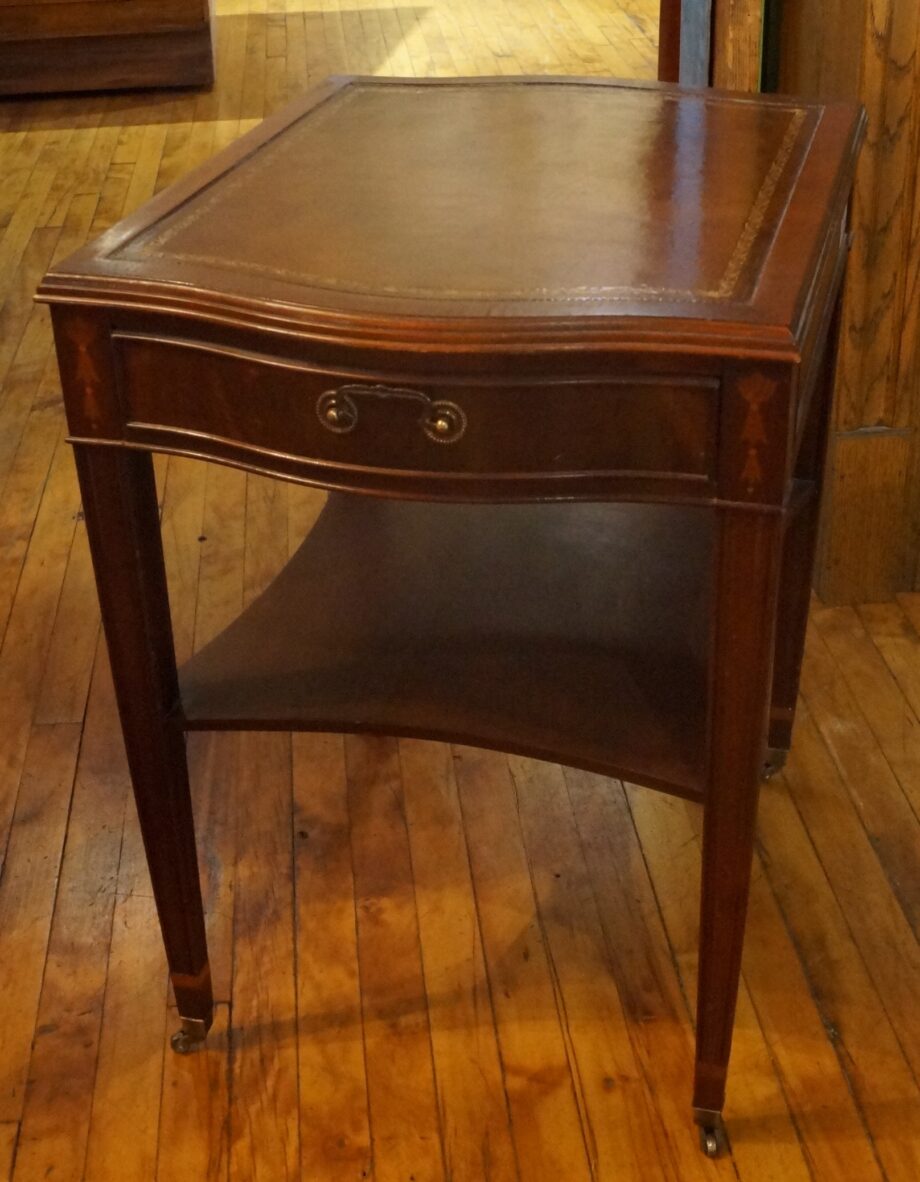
[38,76,864,1154]
[0,0,214,95]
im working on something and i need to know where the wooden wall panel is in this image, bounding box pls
[711,0,763,91]
[835,0,920,431]
[659,3,762,100]
[776,0,920,601]
[775,0,863,97]
[889,5,920,589]
[817,432,912,603]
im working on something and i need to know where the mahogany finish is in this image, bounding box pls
[0,0,214,95]
[38,76,864,1152]
[179,497,714,798]
[657,0,682,82]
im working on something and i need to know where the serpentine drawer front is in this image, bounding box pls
[38,76,865,1159]
[114,332,718,486]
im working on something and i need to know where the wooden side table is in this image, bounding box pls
[38,76,864,1155]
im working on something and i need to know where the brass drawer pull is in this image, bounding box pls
[317,388,359,433]
[316,384,467,444]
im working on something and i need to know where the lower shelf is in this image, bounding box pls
[178,495,714,797]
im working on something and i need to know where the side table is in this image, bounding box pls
[38,76,864,1155]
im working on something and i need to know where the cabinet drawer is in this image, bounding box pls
[115,333,717,485]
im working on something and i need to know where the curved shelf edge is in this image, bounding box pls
[177,494,714,799]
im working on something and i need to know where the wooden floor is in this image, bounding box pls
[1,2,919,1179]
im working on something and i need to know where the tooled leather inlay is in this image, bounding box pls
[114,81,808,307]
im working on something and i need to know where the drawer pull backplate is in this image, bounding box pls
[317,383,467,444]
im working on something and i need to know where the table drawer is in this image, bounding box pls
[115,333,717,484]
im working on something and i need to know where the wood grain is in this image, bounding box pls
[816,430,911,603]
[735,834,887,1182]
[0,436,81,881]
[0,0,213,95]
[860,598,920,734]
[838,0,920,432]
[508,754,670,1182]
[228,731,299,1182]
[0,725,80,1123]
[812,602,920,820]
[157,1004,231,1182]
[0,1126,15,1182]
[292,731,371,1182]
[0,0,205,41]
[346,735,444,1182]
[452,745,597,1181]
[81,797,168,1182]
[564,770,723,1182]
[780,701,920,1083]
[657,0,680,81]
[10,652,129,1182]
[711,0,763,90]
[625,786,816,1182]
[778,0,920,599]
[799,620,920,934]
[186,460,247,1005]
[0,3,915,1179]
[228,472,299,1182]
[399,739,517,1182]
[756,767,920,1182]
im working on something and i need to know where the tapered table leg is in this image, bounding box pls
[765,488,818,772]
[767,297,842,768]
[693,508,783,1152]
[74,445,213,1049]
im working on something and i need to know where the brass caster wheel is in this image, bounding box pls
[170,1030,196,1055]
[699,1126,722,1158]
[762,747,788,781]
[170,1017,209,1055]
[693,1108,727,1158]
